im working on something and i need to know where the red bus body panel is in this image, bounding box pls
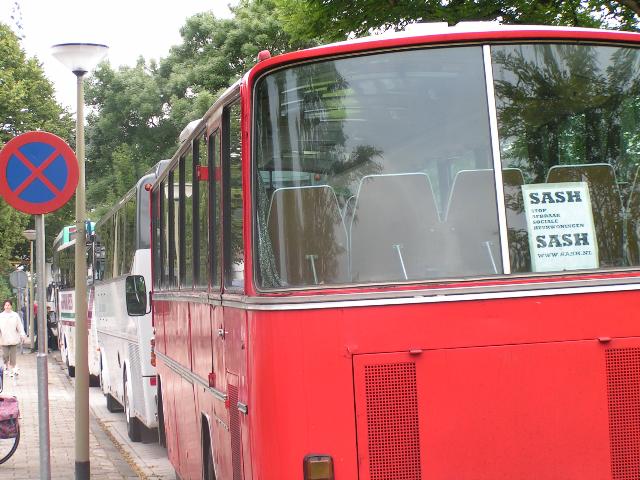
[156,288,640,478]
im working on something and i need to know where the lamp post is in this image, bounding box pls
[22,229,36,348]
[52,42,107,480]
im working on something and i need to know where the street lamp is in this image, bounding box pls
[22,229,36,348]
[52,42,107,480]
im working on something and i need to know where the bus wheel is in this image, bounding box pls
[106,393,122,413]
[204,444,215,480]
[67,358,75,378]
[89,374,100,387]
[124,370,142,442]
[157,379,166,448]
[204,447,216,480]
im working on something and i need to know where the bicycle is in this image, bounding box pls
[0,365,20,464]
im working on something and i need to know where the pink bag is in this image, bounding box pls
[0,396,19,439]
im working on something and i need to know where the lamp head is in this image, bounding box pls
[51,43,108,76]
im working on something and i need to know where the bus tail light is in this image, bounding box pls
[303,455,334,480]
[150,376,157,386]
[150,338,156,367]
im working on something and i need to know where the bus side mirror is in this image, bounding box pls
[125,275,148,316]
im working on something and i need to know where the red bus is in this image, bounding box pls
[148,23,640,479]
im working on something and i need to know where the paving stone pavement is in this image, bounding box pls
[0,346,177,480]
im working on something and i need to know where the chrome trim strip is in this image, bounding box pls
[152,291,222,305]
[152,276,640,309]
[483,44,511,275]
[96,329,137,343]
[238,402,248,415]
[156,351,227,402]
[217,281,640,311]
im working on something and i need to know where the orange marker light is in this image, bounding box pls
[303,455,334,480]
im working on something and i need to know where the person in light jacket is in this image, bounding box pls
[0,299,26,376]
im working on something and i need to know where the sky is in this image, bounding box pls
[1,0,236,110]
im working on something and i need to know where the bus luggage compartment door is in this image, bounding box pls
[352,339,635,480]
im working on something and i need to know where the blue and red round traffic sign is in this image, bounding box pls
[0,131,78,214]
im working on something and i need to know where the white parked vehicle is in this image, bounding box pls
[51,225,100,383]
[93,161,168,442]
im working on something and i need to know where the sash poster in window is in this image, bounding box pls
[522,182,598,272]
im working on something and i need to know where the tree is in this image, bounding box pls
[274,0,640,44]
[0,23,74,269]
[85,59,176,208]
[84,0,312,213]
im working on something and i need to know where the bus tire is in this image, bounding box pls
[89,374,100,387]
[99,356,107,394]
[157,379,166,448]
[106,393,122,413]
[67,358,75,378]
[124,370,142,442]
[203,420,216,480]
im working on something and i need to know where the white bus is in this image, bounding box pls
[93,161,168,442]
[51,224,100,383]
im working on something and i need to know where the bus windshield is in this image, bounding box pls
[254,43,640,289]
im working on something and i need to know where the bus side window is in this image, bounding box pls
[193,134,207,288]
[223,102,243,290]
[168,169,179,288]
[161,180,169,289]
[180,151,195,289]
[208,131,222,289]
[152,187,163,289]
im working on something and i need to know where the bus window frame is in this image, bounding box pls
[192,135,202,289]
[208,125,222,292]
[249,41,640,294]
[178,155,187,288]
[222,98,244,293]
[168,169,176,288]
[159,180,166,289]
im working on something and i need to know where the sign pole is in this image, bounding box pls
[29,239,34,347]
[0,127,81,479]
[35,214,51,479]
[16,287,22,355]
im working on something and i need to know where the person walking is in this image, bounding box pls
[0,299,27,376]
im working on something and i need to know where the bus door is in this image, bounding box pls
[218,98,247,479]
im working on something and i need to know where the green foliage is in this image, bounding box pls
[0,24,73,147]
[85,60,176,207]
[85,0,311,215]
[0,198,28,268]
[0,276,14,305]
[0,23,74,270]
[274,0,635,43]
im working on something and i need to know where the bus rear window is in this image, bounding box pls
[492,44,640,273]
[254,43,640,289]
[254,46,497,288]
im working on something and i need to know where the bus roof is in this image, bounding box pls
[246,22,640,83]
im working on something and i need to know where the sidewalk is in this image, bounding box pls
[0,348,139,479]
